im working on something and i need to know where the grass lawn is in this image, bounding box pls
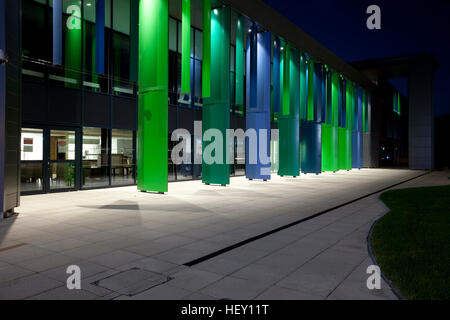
[371,185,450,300]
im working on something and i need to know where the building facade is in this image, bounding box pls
[2,0,433,216]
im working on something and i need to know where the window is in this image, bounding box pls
[22,0,50,61]
[20,128,44,193]
[82,127,110,188]
[49,129,76,190]
[111,129,135,185]
[112,0,133,96]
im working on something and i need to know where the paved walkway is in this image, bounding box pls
[0,169,446,300]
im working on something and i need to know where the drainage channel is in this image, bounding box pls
[184,171,431,267]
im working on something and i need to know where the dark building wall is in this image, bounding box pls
[22,81,137,131]
[1,0,21,215]
[435,115,450,170]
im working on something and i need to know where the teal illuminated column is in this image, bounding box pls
[278,45,300,177]
[307,59,315,121]
[202,6,230,186]
[181,0,191,94]
[138,0,168,193]
[202,0,211,98]
[299,54,307,120]
[235,15,244,107]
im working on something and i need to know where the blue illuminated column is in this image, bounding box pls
[352,87,363,169]
[246,28,271,180]
[272,37,281,118]
[300,60,322,175]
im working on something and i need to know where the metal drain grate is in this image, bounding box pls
[92,268,171,297]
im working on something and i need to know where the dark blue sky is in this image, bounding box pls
[262,0,450,117]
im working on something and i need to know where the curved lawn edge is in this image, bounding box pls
[369,185,450,300]
[367,217,405,300]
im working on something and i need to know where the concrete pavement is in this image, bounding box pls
[0,169,445,300]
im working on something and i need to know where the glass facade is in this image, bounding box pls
[20,128,44,193]
[21,0,135,95]
[20,0,374,194]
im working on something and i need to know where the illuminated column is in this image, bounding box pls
[320,65,327,123]
[314,62,323,122]
[301,58,322,175]
[338,77,347,171]
[235,15,245,107]
[271,37,281,173]
[202,0,211,98]
[272,37,281,118]
[202,6,230,186]
[322,70,339,172]
[181,0,191,94]
[278,45,300,177]
[307,59,314,121]
[352,87,363,169]
[299,53,307,120]
[363,90,375,168]
[246,29,271,180]
[344,80,353,171]
[137,0,169,193]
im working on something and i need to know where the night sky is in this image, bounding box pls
[262,0,450,118]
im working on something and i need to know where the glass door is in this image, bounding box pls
[46,128,79,192]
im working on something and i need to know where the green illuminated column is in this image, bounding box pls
[235,15,244,107]
[202,6,230,186]
[321,71,339,172]
[290,49,300,119]
[202,0,211,98]
[181,0,191,94]
[344,80,353,170]
[331,72,339,127]
[138,0,169,193]
[282,45,290,116]
[280,45,284,112]
[307,59,314,121]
